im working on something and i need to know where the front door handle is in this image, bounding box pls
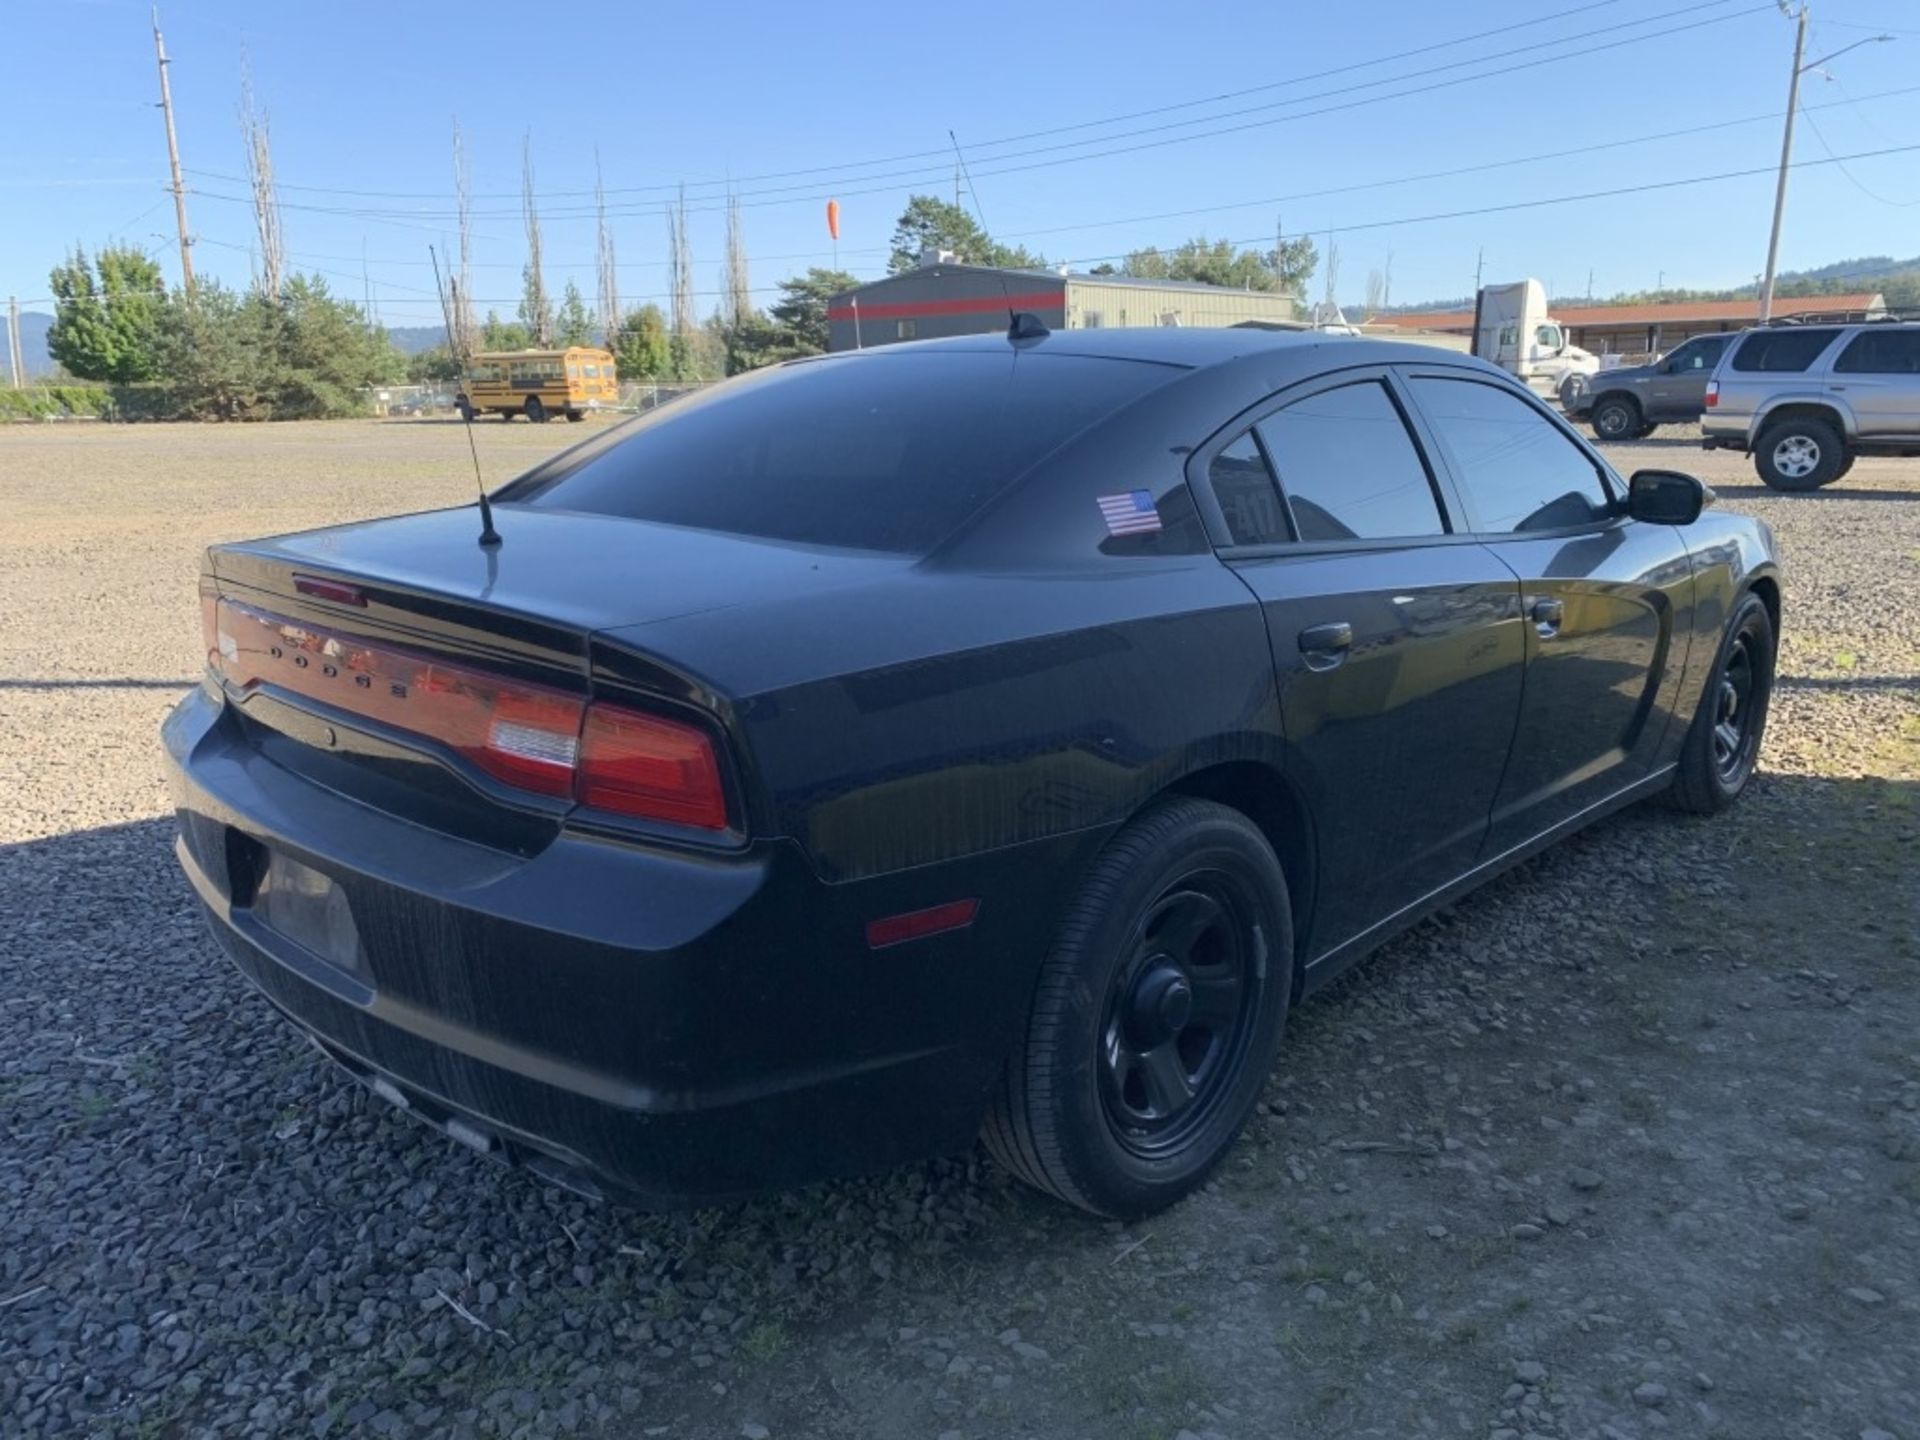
[1530,597,1564,636]
[1298,621,1353,670]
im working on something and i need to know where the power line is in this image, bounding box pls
[240,140,1920,312]
[1040,141,1920,269]
[197,80,1920,287]
[1797,103,1920,205]
[173,0,1685,204]
[988,81,1920,244]
[190,79,1919,287]
[183,1,1769,224]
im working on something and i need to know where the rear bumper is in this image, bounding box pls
[163,685,1080,1206]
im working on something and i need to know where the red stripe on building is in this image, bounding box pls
[827,290,1065,322]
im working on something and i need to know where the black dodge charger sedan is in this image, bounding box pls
[164,326,1780,1217]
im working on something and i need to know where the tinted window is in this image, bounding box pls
[1255,381,1444,542]
[1833,329,1920,374]
[1730,327,1842,373]
[1411,377,1611,533]
[508,352,1173,554]
[1670,336,1728,371]
[1208,433,1287,545]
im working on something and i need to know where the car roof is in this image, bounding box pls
[810,325,1507,383]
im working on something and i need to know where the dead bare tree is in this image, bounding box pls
[1365,269,1384,319]
[450,119,476,360]
[723,191,751,329]
[239,56,284,300]
[668,184,695,349]
[520,133,552,346]
[594,149,618,353]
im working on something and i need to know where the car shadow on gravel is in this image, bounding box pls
[1711,482,1920,503]
[4,772,1917,1440]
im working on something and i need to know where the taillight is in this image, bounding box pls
[1704,380,1719,409]
[210,599,732,831]
[577,704,728,830]
[200,579,222,673]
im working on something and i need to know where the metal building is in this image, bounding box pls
[827,260,1299,352]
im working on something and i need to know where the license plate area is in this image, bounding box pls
[250,849,364,975]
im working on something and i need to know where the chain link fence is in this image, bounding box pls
[368,379,723,418]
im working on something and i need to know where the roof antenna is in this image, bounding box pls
[947,128,1046,343]
[429,243,500,549]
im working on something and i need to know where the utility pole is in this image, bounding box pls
[152,9,195,295]
[1759,4,1808,324]
[1760,7,1895,322]
[1473,248,1485,294]
[6,296,24,388]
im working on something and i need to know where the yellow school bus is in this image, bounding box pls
[456,347,618,422]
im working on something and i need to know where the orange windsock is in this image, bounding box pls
[826,199,841,241]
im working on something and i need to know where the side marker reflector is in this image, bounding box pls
[867,898,980,950]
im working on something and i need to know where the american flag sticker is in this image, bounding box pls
[1097,489,1162,536]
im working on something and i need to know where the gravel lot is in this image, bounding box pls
[2,418,1917,1440]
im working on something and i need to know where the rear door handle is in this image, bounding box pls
[1298,621,1353,670]
[1530,597,1564,636]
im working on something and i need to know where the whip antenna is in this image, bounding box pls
[429,243,500,548]
[949,129,1045,342]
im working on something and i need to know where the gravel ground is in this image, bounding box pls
[2,418,1917,1440]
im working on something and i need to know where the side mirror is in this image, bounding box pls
[1627,469,1711,525]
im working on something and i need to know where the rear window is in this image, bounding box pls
[507,351,1175,553]
[1729,327,1842,374]
[1833,329,1920,374]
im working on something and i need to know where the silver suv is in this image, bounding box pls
[1701,320,1920,489]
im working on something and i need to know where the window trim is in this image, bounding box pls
[1395,367,1627,540]
[1184,364,1470,556]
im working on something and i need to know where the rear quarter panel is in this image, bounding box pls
[610,560,1277,883]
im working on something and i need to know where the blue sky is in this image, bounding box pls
[3,0,1918,325]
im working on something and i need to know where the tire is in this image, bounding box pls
[1667,592,1775,815]
[1558,374,1590,409]
[1634,421,1660,439]
[1834,453,1856,480]
[565,409,584,422]
[982,797,1293,1218]
[455,397,474,423]
[1589,396,1641,442]
[1754,417,1844,491]
[524,397,548,424]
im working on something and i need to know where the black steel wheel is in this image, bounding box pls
[983,797,1292,1217]
[1669,592,1775,814]
[524,396,549,424]
[1097,876,1258,1158]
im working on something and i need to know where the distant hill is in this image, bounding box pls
[1385,254,1920,316]
[1781,254,1919,284]
[383,324,448,356]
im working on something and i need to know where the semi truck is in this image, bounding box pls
[1472,279,1599,405]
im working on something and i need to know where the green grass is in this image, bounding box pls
[739,1320,790,1364]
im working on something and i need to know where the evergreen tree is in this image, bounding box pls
[768,268,857,356]
[610,304,670,379]
[46,244,167,382]
[887,196,1043,274]
[555,281,594,346]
